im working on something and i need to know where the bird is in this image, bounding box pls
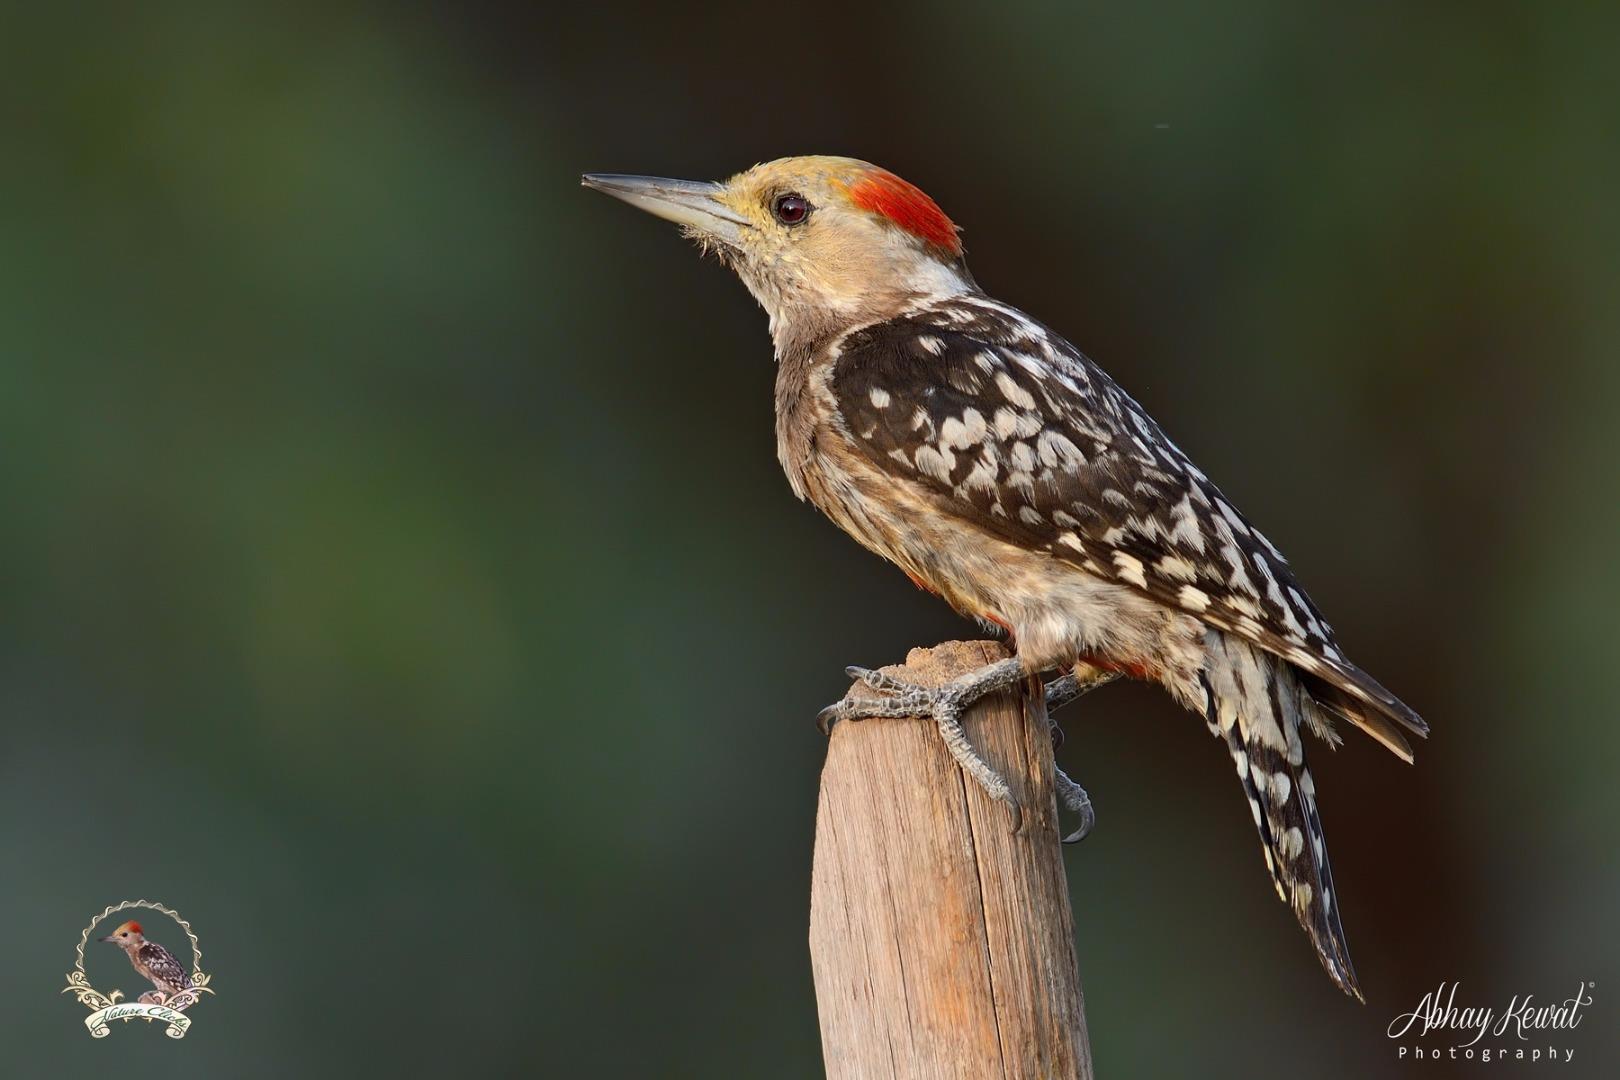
[581,156,1426,1000]
[100,920,192,1004]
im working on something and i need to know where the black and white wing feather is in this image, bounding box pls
[830,295,1427,752]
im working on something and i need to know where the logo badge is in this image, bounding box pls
[61,900,215,1039]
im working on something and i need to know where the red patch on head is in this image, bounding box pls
[847,169,961,256]
[118,920,142,935]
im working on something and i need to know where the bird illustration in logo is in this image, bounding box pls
[99,920,193,1005]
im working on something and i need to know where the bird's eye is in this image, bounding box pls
[772,193,810,226]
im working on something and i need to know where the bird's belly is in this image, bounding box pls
[799,447,1204,679]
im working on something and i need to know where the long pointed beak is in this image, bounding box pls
[581,174,748,245]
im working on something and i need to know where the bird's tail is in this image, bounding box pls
[1199,631,1362,1001]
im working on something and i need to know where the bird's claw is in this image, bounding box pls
[845,664,915,694]
[1054,764,1096,843]
[820,658,1025,818]
[1044,667,1114,842]
[815,702,840,737]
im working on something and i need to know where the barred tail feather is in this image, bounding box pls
[1201,633,1363,1001]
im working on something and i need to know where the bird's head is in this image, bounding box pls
[99,920,146,948]
[582,156,973,348]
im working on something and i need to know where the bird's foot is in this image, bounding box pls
[1042,663,1115,843]
[819,657,1027,816]
[138,990,167,1006]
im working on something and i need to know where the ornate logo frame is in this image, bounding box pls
[61,899,215,1038]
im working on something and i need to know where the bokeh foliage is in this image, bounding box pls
[2,2,1616,1076]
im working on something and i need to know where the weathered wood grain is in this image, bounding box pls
[809,640,1093,1080]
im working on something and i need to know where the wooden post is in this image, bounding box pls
[809,640,1095,1080]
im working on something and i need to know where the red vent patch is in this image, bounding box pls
[847,169,961,256]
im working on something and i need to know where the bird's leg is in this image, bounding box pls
[819,657,1027,814]
[820,657,1120,840]
[1044,662,1120,715]
[1044,661,1117,843]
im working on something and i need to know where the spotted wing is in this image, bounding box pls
[830,297,1426,747]
[138,942,193,990]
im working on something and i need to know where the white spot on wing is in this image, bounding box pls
[961,451,998,492]
[1215,498,1250,535]
[1112,551,1147,587]
[1166,494,1204,551]
[1157,554,1197,582]
[940,409,986,449]
[914,445,955,483]
[1036,430,1085,469]
[994,370,1037,410]
[1226,593,1263,618]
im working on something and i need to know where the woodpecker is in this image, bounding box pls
[583,157,1426,1000]
[100,920,192,1003]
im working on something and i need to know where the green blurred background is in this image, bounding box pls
[3,2,1616,1076]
